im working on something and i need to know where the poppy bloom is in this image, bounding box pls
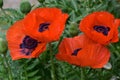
[79,11,119,45]
[112,19,120,42]
[56,34,110,68]
[6,20,47,60]
[22,8,68,42]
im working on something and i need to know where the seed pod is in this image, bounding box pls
[68,22,79,37]
[20,1,31,14]
[0,38,8,54]
[0,0,3,8]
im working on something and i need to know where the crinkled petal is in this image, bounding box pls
[56,34,110,68]
[6,20,47,60]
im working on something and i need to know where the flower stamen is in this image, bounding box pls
[72,48,82,56]
[39,23,50,32]
[93,25,110,36]
[20,36,39,55]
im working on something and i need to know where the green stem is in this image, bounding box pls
[1,8,7,16]
[56,36,63,48]
[24,66,28,80]
[3,54,13,80]
[80,68,85,80]
[49,43,56,80]
[97,69,102,80]
[0,54,9,80]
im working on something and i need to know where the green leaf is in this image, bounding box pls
[27,70,39,77]
[29,76,41,80]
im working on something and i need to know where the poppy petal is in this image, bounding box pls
[56,34,110,68]
[22,8,69,42]
[6,20,47,60]
[79,11,119,45]
[110,19,120,42]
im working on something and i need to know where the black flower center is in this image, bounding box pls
[39,23,50,32]
[20,36,38,49]
[72,48,82,56]
[20,36,39,55]
[93,25,110,36]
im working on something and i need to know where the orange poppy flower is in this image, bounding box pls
[56,34,110,68]
[112,19,120,42]
[22,8,68,42]
[6,20,47,60]
[79,11,119,45]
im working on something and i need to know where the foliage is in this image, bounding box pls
[0,0,120,80]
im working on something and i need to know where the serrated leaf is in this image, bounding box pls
[27,70,39,77]
[26,59,39,70]
[29,76,41,80]
[71,0,78,12]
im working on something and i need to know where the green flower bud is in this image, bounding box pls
[38,0,45,3]
[68,22,79,37]
[0,0,3,8]
[0,38,8,54]
[20,1,31,14]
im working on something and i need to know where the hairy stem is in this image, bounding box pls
[3,54,13,80]
[80,68,86,80]
[49,43,56,80]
